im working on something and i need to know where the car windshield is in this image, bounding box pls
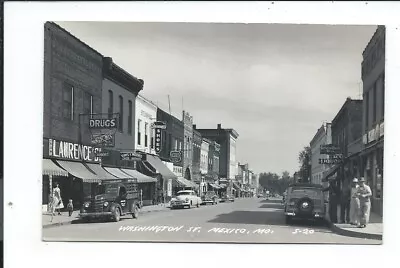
[290,187,321,197]
[83,184,118,198]
[177,191,192,196]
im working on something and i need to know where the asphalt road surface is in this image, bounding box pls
[43,197,380,244]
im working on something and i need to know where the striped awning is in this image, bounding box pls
[175,177,199,189]
[86,163,119,181]
[121,168,157,183]
[42,159,68,177]
[103,167,131,179]
[208,183,221,189]
[56,160,101,183]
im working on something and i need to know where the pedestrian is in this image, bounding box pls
[67,199,74,217]
[349,178,360,226]
[53,183,64,216]
[356,177,372,228]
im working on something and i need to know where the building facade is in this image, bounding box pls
[192,129,202,183]
[200,138,211,193]
[156,108,184,177]
[194,124,239,197]
[182,111,194,181]
[43,22,104,211]
[361,25,385,216]
[135,94,157,155]
[310,123,332,185]
[100,57,144,168]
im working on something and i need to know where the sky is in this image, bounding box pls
[57,22,377,175]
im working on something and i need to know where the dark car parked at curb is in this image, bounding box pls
[202,191,219,205]
[79,178,141,222]
[283,183,327,224]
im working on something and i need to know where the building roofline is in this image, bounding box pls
[310,124,327,146]
[103,57,144,95]
[362,25,385,58]
[137,94,158,109]
[331,98,362,126]
[45,21,103,58]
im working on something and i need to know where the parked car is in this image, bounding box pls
[283,183,326,224]
[202,191,219,205]
[79,178,141,222]
[257,194,263,198]
[170,190,202,209]
[228,195,235,202]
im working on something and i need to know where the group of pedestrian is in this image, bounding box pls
[50,183,74,221]
[349,177,372,228]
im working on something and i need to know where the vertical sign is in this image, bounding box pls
[155,128,162,154]
[167,179,172,197]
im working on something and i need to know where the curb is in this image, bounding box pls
[42,208,170,229]
[329,222,382,240]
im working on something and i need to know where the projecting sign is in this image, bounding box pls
[155,128,162,154]
[320,144,341,155]
[151,121,167,130]
[120,152,143,161]
[170,151,182,163]
[89,118,117,129]
[319,158,342,165]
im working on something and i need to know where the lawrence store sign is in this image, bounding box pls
[45,138,102,163]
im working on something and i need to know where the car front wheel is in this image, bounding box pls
[113,208,121,222]
[132,204,139,219]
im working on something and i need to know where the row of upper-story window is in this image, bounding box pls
[136,118,154,149]
[107,89,134,135]
[364,71,385,130]
[62,82,94,121]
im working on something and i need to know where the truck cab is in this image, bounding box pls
[80,178,140,222]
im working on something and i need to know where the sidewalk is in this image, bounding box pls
[329,212,383,240]
[42,203,170,229]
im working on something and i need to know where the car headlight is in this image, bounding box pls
[103,202,109,207]
[84,202,90,208]
[185,198,189,202]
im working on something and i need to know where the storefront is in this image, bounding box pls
[232,181,241,198]
[140,153,180,203]
[43,138,104,211]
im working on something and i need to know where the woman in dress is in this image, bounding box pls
[53,183,64,215]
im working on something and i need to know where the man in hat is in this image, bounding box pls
[356,177,372,228]
[349,178,360,225]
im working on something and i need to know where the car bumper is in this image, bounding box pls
[80,212,113,218]
[284,211,324,218]
[171,202,190,207]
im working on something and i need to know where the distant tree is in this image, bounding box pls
[298,146,311,183]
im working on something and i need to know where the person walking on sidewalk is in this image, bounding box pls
[53,184,64,216]
[356,177,372,228]
[349,178,360,226]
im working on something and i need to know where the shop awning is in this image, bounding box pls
[322,164,340,182]
[120,168,157,183]
[208,183,221,189]
[56,160,101,183]
[144,154,177,181]
[103,167,131,179]
[43,159,69,177]
[175,177,198,189]
[85,163,119,181]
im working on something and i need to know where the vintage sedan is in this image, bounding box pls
[170,190,202,209]
[202,191,219,205]
[284,183,326,224]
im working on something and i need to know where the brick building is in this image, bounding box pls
[322,97,363,223]
[360,26,385,216]
[194,124,239,196]
[42,22,104,211]
[310,123,332,186]
[182,111,194,181]
[192,129,202,185]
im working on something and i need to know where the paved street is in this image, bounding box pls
[43,198,380,244]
